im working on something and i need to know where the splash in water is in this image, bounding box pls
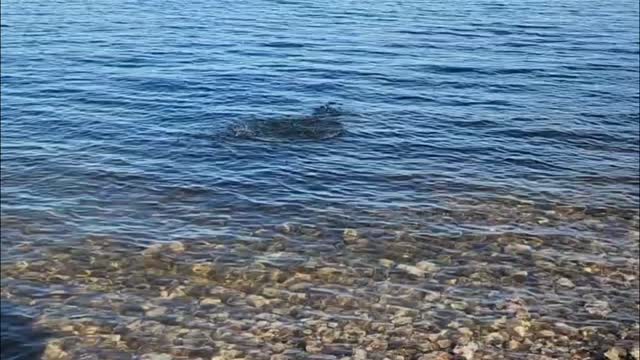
[229,103,346,142]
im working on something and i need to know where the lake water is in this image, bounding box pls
[1,0,639,358]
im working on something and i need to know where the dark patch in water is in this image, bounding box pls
[229,103,346,142]
[1,301,48,360]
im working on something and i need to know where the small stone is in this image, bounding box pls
[396,231,415,241]
[168,241,185,253]
[419,352,451,360]
[353,349,367,360]
[427,333,440,342]
[103,334,121,343]
[246,295,270,309]
[630,345,639,360]
[305,341,323,353]
[80,325,100,335]
[485,332,504,345]
[605,346,625,360]
[140,354,173,360]
[397,264,425,277]
[276,222,293,233]
[365,338,388,352]
[268,241,286,252]
[343,228,359,243]
[192,263,213,276]
[554,322,578,336]
[437,339,452,349]
[379,259,395,268]
[142,244,163,256]
[145,306,167,317]
[309,356,337,360]
[416,261,438,273]
[270,269,288,282]
[585,300,611,317]
[272,343,287,353]
[262,287,281,297]
[556,277,575,288]
[512,271,528,283]
[42,340,68,360]
[512,326,527,338]
[424,291,441,302]
[392,316,413,326]
[201,298,222,305]
[538,330,555,338]
[508,340,520,350]
[504,244,532,254]
[449,301,468,310]
[453,342,478,360]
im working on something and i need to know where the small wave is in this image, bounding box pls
[263,41,305,48]
[501,156,573,171]
[449,119,499,129]
[492,68,540,75]
[487,29,512,35]
[428,65,481,74]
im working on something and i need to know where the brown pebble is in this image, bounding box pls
[437,339,452,349]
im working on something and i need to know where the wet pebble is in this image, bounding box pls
[556,277,575,288]
[605,346,626,360]
[168,241,185,253]
[485,332,505,345]
[140,354,173,360]
[42,340,68,360]
[353,349,367,360]
[396,264,425,278]
[415,261,438,273]
[342,229,359,244]
[585,299,611,317]
[453,341,478,360]
[538,329,555,338]
[418,351,451,360]
[511,270,528,283]
[504,244,532,254]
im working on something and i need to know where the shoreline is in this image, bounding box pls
[2,208,638,359]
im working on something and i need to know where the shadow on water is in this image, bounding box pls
[1,301,48,360]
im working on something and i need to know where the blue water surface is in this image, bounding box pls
[2,1,639,234]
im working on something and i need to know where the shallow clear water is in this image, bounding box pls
[1,0,639,358]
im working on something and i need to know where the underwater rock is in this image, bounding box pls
[397,264,425,278]
[342,228,359,244]
[42,340,68,360]
[415,261,438,273]
[605,346,625,360]
[453,341,478,360]
[140,353,173,360]
[585,299,611,317]
[556,277,575,288]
